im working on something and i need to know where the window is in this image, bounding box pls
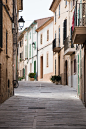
[20,41,21,47]
[40,34,43,44]
[55,59,56,75]
[30,32,31,39]
[59,27,60,47]
[74,59,76,73]
[73,0,75,6]
[65,1,67,7]
[59,4,60,17]
[29,44,31,58]
[34,42,36,50]
[63,19,67,42]
[55,11,56,23]
[47,30,49,41]
[6,31,8,54]
[46,53,49,67]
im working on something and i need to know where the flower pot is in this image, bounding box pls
[55,81,58,85]
[30,78,34,81]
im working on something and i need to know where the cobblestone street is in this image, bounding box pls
[0,81,86,129]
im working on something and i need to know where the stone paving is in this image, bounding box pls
[0,81,86,129]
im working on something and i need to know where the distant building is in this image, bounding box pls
[36,17,54,81]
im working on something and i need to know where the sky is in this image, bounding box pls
[19,0,53,30]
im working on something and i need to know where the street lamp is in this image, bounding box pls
[18,16,25,30]
[32,42,35,48]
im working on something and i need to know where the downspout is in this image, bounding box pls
[37,32,38,81]
[13,0,14,95]
[32,27,33,64]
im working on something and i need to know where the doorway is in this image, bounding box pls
[71,61,73,87]
[58,55,60,75]
[78,54,80,95]
[40,56,43,79]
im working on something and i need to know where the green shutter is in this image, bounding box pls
[29,44,31,58]
[34,61,36,79]
[25,45,27,59]
[34,42,36,50]
[30,32,31,39]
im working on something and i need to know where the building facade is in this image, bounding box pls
[36,17,54,81]
[0,0,23,103]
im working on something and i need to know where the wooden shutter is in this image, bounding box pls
[40,34,42,44]
[47,30,49,41]
[0,1,2,48]
[46,53,49,67]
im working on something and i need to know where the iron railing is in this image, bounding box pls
[52,38,61,50]
[74,2,86,27]
[64,36,74,52]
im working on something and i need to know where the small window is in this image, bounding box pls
[55,11,56,23]
[59,4,60,17]
[73,0,75,6]
[20,41,21,47]
[40,34,43,44]
[46,53,49,67]
[55,59,56,75]
[47,30,49,41]
[74,59,76,73]
[65,1,67,7]
[30,32,31,39]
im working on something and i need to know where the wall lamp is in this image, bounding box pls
[18,16,25,30]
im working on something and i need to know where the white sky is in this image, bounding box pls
[19,0,53,30]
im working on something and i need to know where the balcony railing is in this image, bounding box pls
[73,3,86,27]
[52,38,61,52]
[64,36,74,51]
[64,36,75,55]
[72,3,86,44]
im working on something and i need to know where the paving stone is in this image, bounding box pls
[0,81,86,128]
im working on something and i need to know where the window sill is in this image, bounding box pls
[65,5,67,8]
[58,16,60,19]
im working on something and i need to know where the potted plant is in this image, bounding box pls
[29,73,36,81]
[50,75,56,83]
[58,75,61,84]
[55,76,59,85]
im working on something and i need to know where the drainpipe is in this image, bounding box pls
[37,32,38,81]
[32,27,33,64]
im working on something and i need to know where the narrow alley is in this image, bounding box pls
[0,82,86,129]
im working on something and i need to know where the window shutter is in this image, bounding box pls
[64,19,67,41]
[25,45,27,59]
[29,44,31,58]
[0,1,2,48]
[63,21,64,44]
[34,42,36,50]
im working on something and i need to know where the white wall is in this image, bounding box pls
[38,21,54,78]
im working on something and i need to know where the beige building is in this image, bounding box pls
[0,0,23,103]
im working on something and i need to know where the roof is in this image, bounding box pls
[36,17,54,32]
[49,0,61,12]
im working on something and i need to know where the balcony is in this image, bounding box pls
[52,38,61,52]
[64,36,75,55]
[72,3,86,44]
